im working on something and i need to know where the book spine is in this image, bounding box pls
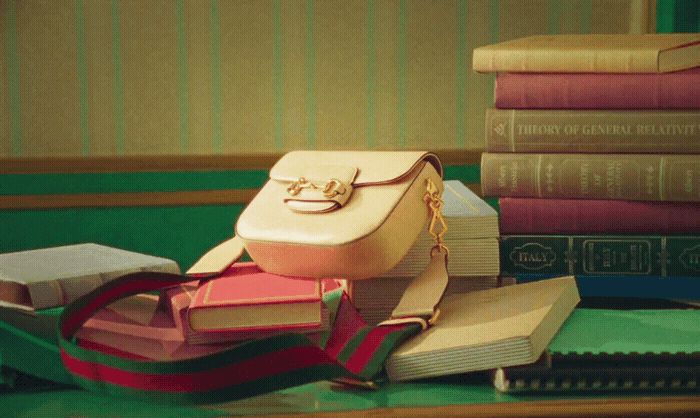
[494,70,700,110]
[485,109,700,153]
[481,153,700,202]
[500,235,700,277]
[499,198,700,234]
[474,47,660,73]
[514,275,700,299]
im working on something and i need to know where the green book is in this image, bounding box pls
[494,309,700,393]
[501,235,700,277]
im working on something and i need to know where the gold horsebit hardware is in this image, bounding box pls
[287,177,348,198]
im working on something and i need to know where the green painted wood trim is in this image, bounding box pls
[0,165,479,196]
[657,0,700,32]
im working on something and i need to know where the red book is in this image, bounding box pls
[188,262,326,333]
[499,198,700,234]
[495,69,700,109]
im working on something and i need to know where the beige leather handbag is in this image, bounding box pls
[189,150,449,327]
[190,151,446,279]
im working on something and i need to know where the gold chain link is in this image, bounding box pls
[424,179,448,256]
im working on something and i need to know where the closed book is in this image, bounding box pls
[495,69,700,110]
[385,277,580,381]
[380,180,500,278]
[485,109,700,154]
[351,276,514,326]
[473,34,700,73]
[501,235,700,278]
[0,243,180,310]
[499,198,700,235]
[166,280,330,345]
[188,263,324,332]
[494,309,700,393]
[481,153,700,202]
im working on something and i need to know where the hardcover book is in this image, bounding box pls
[499,198,700,235]
[500,235,700,278]
[481,153,700,202]
[0,243,180,310]
[351,276,514,326]
[494,309,700,393]
[166,280,330,345]
[484,109,700,154]
[473,34,700,73]
[188,262,325,332]
[379,180,500,278]
[385,277,580,381]
[494,69,700,110]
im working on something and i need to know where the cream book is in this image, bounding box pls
[385,277,580,381]
[352,276,515,326]
[379,180,499,278]
[473,34,700,73]
[0,243,180,310]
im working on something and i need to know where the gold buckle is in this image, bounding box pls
[287,177,348,198]
[378,309,440,331]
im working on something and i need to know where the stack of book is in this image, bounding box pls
[349,180,503,325]
[474,34,700,300]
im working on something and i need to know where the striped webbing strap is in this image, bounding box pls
[58,271,422,404]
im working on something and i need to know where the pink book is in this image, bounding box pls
[167,263,337,344]
[499,198,700,234]
[495,68,700,109]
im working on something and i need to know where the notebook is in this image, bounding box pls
[0,243,179,310]
[494,309,700,393]
[385,277,579,381]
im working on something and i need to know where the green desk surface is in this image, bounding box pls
[2,376,699,417]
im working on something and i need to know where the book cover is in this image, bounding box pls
[481,153,700,202]
[385,277,580,381]
[499,198,700,235]
[473,34,700,73]
[188,262,323,332]
[485,109,700,154]
[166,280,330,345]
[495,69,700,110]
[501,235,700,278]
[0,243,180,310]
[494,309,700,393]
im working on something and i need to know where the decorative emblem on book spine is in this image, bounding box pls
[510,243,556,271]
[679,244,700,272]
[493,122,507,137]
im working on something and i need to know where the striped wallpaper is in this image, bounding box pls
[1,0,654,157]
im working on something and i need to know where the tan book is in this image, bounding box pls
[473,34,700,73]
[351,276,515,326]
[0,244,180,310]
[380,180,500,278]
[385,277,580,381]
[481,153,700,202]
[485,109,700,154]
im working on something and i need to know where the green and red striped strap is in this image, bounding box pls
[58,271,421,404]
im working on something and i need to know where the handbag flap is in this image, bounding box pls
[269,151,442,186]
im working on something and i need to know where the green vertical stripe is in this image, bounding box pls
[398,0,408,149]
[305,0,316,148]
[111,0,125,155]
[210,0,222,154]
[366,0,376,149]
[488,0,499,106]
[176,0,188,153]
[76,0,89,155]
[546,0,563,34]
[273,0,283,149]
[6,0,22,156]
[579,0,592,34]
[456,0,467,148]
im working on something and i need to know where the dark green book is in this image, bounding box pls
[494,309,700,393]
[501,235,700,277]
